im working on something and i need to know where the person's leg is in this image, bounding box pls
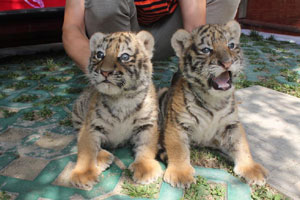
[84,0,139,38]
[206,0,241,24]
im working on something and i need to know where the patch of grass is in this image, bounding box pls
[235,76,300,98]
[0,191,11,200]
[64,87,83,94]
[275,56,285,61]
[259,78,300,97]
[190,147,234,175]
[249,60,267,65]
[0,72,20,79]
[240,33,250,43]
[267,35,276,41]
[251,185,290,200]
[235,78,254,89]
[0,92,7,100]
[121,169,161,199]
[36,84,57,91]
[59,117,73,127]
[23,107,53,121]
[183,176,225,200]
[253,41,267,46]
[25,73,46,80]
[243,50,260,56]
[280,69,299,82]
[249,30,264,41]
[190,147,291,200]
[63,67,82,75]
[38,106,53,119]
[40,96,71,106]
[23,111,35,121]
[0,65,9,70]
[260,47,276,54]
[43,59,59,71]
[48,76,69,83]
[5,81,30,90]
[1,109,17,118]
[253,66,269,73]
[12,94,39,103]
[20,64,32,71]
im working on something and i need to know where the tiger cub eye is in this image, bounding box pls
[96,51,105,60]
[228,43,235,50]
[120,53,130,62]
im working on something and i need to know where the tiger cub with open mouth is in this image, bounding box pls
[70,31,162,189]
[159,20,268,188]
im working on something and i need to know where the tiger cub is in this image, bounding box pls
[159,20,268,188]
[70,31,162,189]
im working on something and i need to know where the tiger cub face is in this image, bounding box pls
[171,20,243,94]
[88,31,154,96]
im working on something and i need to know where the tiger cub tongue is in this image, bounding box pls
[213,71,230,89]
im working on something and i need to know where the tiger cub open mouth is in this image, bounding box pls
[210,71,232,91]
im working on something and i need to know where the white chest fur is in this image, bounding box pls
[181,91,236,145]
[91,90,152,148]
[106,118,135,147]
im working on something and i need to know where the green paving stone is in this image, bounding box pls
[113,147,135,167]
[158,181,183,200]
[91,164,122,193]
[194,167,251,200]
[0,153,18,170]
[0,157,49,181]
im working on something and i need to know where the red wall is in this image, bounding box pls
[246,0,300,27]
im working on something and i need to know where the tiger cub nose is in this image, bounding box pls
[101,70,113,78]
[219,61,232,69]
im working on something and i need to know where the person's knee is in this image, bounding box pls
[206,0,241,24]
[217,0,241,15]
[85,0,136,36]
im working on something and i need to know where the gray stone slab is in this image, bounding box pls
[236,85,300,199]
[0,128,32,143]
[0,156,49,181]
[35,132,74,151]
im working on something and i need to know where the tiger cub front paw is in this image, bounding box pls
[129,159,162,184]
[97,150,115,172]
[164,164,195,188]
[234,162,268,185]
[70,167,99,190]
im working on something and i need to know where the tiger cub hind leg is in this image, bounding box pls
[222,123,268,185]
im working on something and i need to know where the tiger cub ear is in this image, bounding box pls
[225,20,241,40]
[171,29,191,57]
[136,31,155,59]
[90,32,107,51]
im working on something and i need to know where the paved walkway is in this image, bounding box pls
[236,86,300,199]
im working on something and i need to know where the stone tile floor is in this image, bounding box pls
[0,33,299,200]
